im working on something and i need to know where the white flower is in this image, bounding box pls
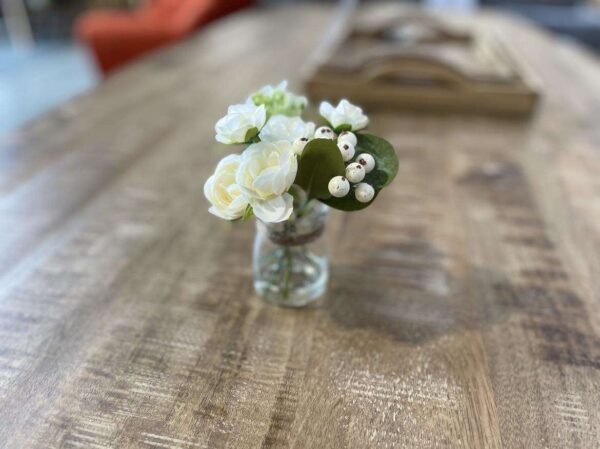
[236,141,298,223]
[204,154,248,220]
[249,80,308,116]
[258,115,315,149]
[215,103,266,144]
[319,99,369,131]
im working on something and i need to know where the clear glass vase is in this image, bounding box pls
[253,200,329,307]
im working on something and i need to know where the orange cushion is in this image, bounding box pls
[76,0,253,75]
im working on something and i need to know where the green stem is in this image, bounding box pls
[295,198,314,220]
[282,246,293,299]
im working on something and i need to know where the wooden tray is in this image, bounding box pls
[306,11,540,116]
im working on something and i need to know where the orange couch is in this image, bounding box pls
[76,0,253,75]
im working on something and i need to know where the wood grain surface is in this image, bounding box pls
[1,4,600,448]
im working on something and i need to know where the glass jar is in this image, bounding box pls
[253,200,329,307]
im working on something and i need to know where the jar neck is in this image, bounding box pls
[257,200,329,247]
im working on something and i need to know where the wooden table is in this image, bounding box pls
[1,4,600,448]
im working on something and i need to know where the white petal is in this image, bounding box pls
[208,206,232,220]
[319,101,335,122]
[215,103,266,144]
[253,104,267,129]
[203,175,216,202]
[259,115,315,143]
[253,166,280,197]
[353,115,369,131]
[236,141,297,202]
[215,154,240,171]
[251,194,294,223]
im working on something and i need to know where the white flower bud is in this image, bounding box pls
[259,115,315,145]
[292,137,310,155]
[338,131,357,147]
[356,153,375,173]
[337,141,355,162]
[328,176,350,198]
[315,126,335,140]
[215,103,266,144]
[345,162,365,183]
[355,183,375,203]
[319,100,369,131]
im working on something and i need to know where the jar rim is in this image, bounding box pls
[258,221,325,246]
[256,201,329,247]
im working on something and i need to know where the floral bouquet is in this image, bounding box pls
[204,81,398,307]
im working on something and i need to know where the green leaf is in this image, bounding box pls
[288,184,308,208]
[242,204,254,220]
[355,133,398,189]
[295,138,345,199]
[334,124,352,134]
[244,127,259,143]
[322,133,398,212]
[321,189,379,211]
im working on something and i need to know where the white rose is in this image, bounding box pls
[319,99,369,131]
[259,115,315,148]
[236,141,297,223]
[215,103,266,144]
[204,154,248,220]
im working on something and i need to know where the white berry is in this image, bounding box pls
[337,141,355,162]
[356,153,375,173]
[345,162,365,183]
[315,126,335,140]
[355,183,375,203]
[338,131,357,147]
[328,176,350,197]
[293,137,310,155]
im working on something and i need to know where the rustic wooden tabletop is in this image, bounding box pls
[1,4,599,448]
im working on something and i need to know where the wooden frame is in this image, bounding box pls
[306,11,540,116]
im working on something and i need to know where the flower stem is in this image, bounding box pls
[282,246,293,299]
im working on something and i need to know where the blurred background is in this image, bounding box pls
[1,0,600,133]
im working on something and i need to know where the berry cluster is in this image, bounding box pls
[309,127,376,203]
